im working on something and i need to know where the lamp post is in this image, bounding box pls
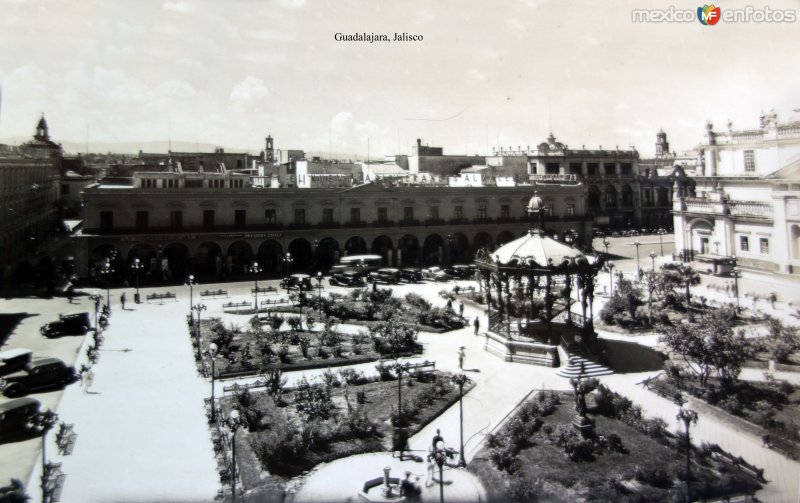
[732,268,742,313]
[633,240,641,274]
[225,409,247,503]
[185,274,197,316]
[33,409,58,503]
[89,294,103,332]
[451,373,471,467]
[649,251,657,273]
[131,258,143,303]
[658,229,666,256]
[358,259,366,291]
[315,271,323,306]
[208,342,218,423]
[250,262,262,312]
[607,261,615,297]
[98,259,114,312]
[676,407,699,503]
[602,238,610,258]
[429,431,455,503]
[192,303,207,360]
[283,252,293,277]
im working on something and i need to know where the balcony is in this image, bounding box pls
[729,201,773,219]
[472,218,494,225]
[424,218,446,226]
[343,221,369,228]
[371,220,395,228]
[684,198,721,214]
[398,219,420,227]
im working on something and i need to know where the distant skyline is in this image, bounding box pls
[0,0,798,157]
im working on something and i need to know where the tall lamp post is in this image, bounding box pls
[185,274,197,316]
[89,294,103,332]
[602,238,610,258]
[208,342,218,423]
[633,240,641,274]
[429,432,455,503]
[648,252,657,326]
[649,251,657,273]
[676,407,699,503]
[607,261,615,297]
[192,303,207,360]
[98,259,114,312]
[451,373,471,467]
[131,258,143,303]
[732,268,742,313]
[250,262,262,312]
[33,409,58,503]
[283,252,293,277]
[658,228,666,256]
[315,271,323,306]
[225,409,247,503]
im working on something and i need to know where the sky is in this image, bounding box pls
[0,0,798,158]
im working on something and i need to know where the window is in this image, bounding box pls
[500,204,510,218]
[569,163,581,175]
[740,236,749,252]
[322,208,334,224]
[61,183,70,195]
[760,238,769,254]
[350,207,361,223]
[453,206,464,220]
[620,163,632,176]
[587,163,599,176]
[545,162,560,175]
[543,204,553,217]
[429,207,439,221]
[235,209,247,227]
[294,208,306,225]
[99,211,113,231]
[403,207,414,221]
[377,207,388,223]
[135,211,149,230]
[203,210,215,229]
[566,204,575,216]
[265,209,276,224]
[170,210,183,230]
[604,163,616,175]
[744,150,755,172]
[478,205,487,219]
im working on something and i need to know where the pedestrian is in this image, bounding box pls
[762,434,771,448]
[66,284,75,304]
[459,302,464,319]
[473,317,480,336]
[83,369,95,394]
[458,346,465,370]
[120,292,127,310]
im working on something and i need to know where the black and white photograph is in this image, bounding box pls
[0,0,799,502]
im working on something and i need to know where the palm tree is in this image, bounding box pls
[661,263,701,322]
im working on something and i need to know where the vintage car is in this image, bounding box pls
[329,271,365,287]
[444,264,476,279]
[0,348,33,377]
[399,268,423,283]
[421,266,451,281]
[40,312,91,338]
[368,268,401,284]
[0,397,40,439]
[0,358,77,397]
[280,274,313,291]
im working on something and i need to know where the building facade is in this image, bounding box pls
[673,111,800,274]
[76,171,591,281]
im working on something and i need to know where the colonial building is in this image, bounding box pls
[76,169,591,281]
[673,110,800,274]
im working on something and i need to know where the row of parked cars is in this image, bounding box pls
[278,264,478,289]
[592,227,671,238]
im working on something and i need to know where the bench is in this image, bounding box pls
[252,286,278,294]
[146,292,176,303]
[260,298,288,307]
[394,360,436,380]
[223,380,267,393]
[222,301,252,312]
[765,435,799,460]
[200,289,228,298]
[640,377,686,406]
[711,450,766,482]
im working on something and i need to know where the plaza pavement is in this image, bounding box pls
[6,256,800,502]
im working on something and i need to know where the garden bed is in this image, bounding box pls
[469,388,761,502]
[221,368,473,497]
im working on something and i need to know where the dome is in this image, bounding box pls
[527,192,543,212]
[493,232,591,267]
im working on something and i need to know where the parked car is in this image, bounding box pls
[400,268,423,283]
[421,266,451,281]
[0,348,33,377]
[0,397,40,439]
[40,312,91,338]
[330,271,365,287]
[368,268,401,284]
[280,274,313,291]
[445,264,476,279]
[0,358,77,397]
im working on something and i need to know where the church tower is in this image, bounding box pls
[655,129,669,157]
[35,114,50,142]
[265,135,275,163]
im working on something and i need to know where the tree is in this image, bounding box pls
[374,312,419,356]
[762,317,800,363]
[661,263,701,321]
[659,305,754,388]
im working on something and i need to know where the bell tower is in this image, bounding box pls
[265,134,275,163]
[655,129,669,157]
[35,114,50,142]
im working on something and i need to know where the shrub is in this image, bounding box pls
[489,445,521,474]
[339,368,370,385]
[321,368,342,388]
[294,378,335,421]
[278,344,292,364]
[375,361,395,381]
[634,465,673,488]
[356,390,367,404]
[507,474,542,501]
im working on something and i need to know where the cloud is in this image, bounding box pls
[508,19,526,31]
[230,76,270,104]
[276,0,306,8]
[162,1,192,12]
[469,69,487,81]
[615,103,630,111]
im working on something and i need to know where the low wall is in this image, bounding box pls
[483,331,559,367]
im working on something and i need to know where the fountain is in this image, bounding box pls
[359,466,405,502]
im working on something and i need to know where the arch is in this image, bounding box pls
[371,235,394,266]
[126,244,158,278]
[315,237,340,272]
[791,224,800,260]
[473,232,493,255]
[228,240,254,275]
[162,243,190,281]
[496,230,516,247]
[621,184,634,207]
[687,218,714,255]
[422,234,445,265]
[288,239,313,272]
[604,185,618,207]
[344,236,368,256]
[446,233,470,264]
[398,234,420,267]
[257,240,283,275]
[90,244,123,281]
[196,241,223,277]
[588,185,601,209]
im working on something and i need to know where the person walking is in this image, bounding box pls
[458,302,464,319]
[458,347,465,370]
[120,292,127,310]
[473,317,480,336]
